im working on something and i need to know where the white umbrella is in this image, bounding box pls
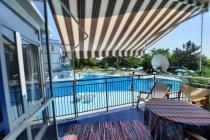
[121,67,127,70]
[129,68,136,71]
[108,67,116,71]
[136,67,143,71]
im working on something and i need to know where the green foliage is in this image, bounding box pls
[141,54,152,71]
[170,41,200,70]
[75,56,141,69]
[74,41,210,77]
[127,56,141,68]
[75,58,98,68]
[151,48,170,56]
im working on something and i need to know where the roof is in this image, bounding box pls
[49,0,209,59]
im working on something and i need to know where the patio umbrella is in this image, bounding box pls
[108,67,116,71]
[175,69,186,73]
[121,67,127,70]
[136,67,143,71]
[129,68,136,71]
[188,70,195,73]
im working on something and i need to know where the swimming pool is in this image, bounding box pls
[51,73,181,97]
[47,73,185,117]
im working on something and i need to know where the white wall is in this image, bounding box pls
[0,1,41,43]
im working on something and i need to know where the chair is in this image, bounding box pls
[181,85,210,108]
[137,82,176,107]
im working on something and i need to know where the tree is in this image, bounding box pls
[151,48,170,56]
[141,54,152,71]
[170,41,200,70]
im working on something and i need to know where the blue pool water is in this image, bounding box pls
[51,73,181,97]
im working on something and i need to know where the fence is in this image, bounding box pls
[12,74,205,120]
[47,74,187,119]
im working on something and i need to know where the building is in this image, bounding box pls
[42,39,62,72]
[0,1,56,139]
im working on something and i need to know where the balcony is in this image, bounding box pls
[9,74,210,139]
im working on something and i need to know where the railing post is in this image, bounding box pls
[154,74,156,85]
[72,80,78,117]
[105,79,109,111]
[131,73,134,106]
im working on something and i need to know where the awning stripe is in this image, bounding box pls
[100,0,124,57]
[120,0,166,55]
[112,0,151,56]
[48,0,208,58]
[92,0,109,58]
[130,2,190,52]
[103,0,131,54]
[77,0,85,57]
[120,0,169,54]
[108,0,144,53]
[131,1,179,52]
[63,0,75,48]
[143,6,199,50]
[135,5,199,52]
[96,0,118,54]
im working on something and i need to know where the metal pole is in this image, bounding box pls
[131,72,135,106]
[105,79,109,111]
[199,12,204,75]
[71,50,78,117]
[44,1,58,139]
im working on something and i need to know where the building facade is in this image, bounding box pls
[0,0,56,139]
[42,39,62,72]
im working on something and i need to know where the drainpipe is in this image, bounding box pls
[44,0,58,139]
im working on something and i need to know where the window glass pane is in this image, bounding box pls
[22,39,42,107]
[2,27,24,121]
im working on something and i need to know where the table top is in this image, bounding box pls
[145,98,210,125]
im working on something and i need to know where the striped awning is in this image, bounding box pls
[49,0,208,58]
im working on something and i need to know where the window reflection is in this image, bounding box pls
[22,40,42,107]
[3,32,24,121]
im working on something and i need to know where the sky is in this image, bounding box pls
[35,2,210,58]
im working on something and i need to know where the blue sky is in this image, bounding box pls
[42,3,209,58]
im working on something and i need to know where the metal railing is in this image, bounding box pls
[11,74,209,120]
[47,74,187,119]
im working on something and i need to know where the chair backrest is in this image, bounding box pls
[151,82,172,98]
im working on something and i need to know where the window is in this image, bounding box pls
[22,39,42,107]
[2,28,24,121]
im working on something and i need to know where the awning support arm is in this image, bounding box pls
[57,0,89,49]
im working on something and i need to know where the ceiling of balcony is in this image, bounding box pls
[49,0,209,58]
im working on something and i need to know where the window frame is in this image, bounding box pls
[0,25,52,140]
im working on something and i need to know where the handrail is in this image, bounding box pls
[158,74,210,81]
[51,74,151,83]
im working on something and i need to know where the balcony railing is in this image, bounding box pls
[47,74,188,119]
[11,74,210,121]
